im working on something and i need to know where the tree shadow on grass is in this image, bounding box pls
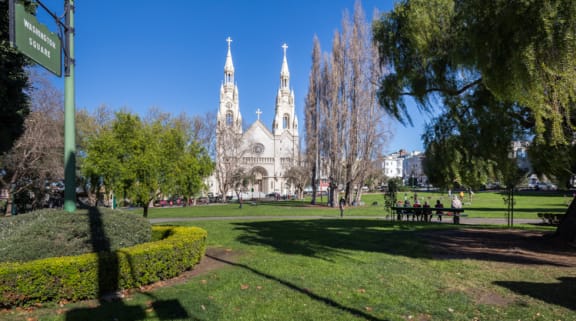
[234,219,426,261]
[494,277,576,311]
[206,253,389,321]
[233,219,575,266]
[65,207,192,321]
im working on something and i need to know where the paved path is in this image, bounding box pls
[150,216,542,226]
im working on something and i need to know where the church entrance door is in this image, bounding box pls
[250,167,268,195]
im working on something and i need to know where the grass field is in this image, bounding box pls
[138,190,570,220]
[2,191,574,321]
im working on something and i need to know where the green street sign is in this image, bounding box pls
[14,2,62,76]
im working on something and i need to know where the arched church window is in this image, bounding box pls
[226,112,233,126]
[283,114,289,129]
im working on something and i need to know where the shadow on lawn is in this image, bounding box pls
[494,277,576,311]
[234,219,425,261]
[206,253,389,321]
[65,207,192,321]
[234,219,575,266]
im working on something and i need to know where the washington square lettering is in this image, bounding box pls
[28,37,51,58]
[23,18,57,50]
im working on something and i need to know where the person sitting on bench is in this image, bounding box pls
[435,199,444,222]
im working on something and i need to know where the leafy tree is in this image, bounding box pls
[82,111,213,217]
[75,105,114,206]
[422,87,529,190]
[373,0,576,144]
[373,0,576,241]
[0,1,32,155]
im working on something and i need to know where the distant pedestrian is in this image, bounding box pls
[339,197,346,217]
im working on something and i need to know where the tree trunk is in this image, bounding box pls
[5,194,14,217]
[142,204,149,218]
[554,197,576,242]
[311,165,317,205]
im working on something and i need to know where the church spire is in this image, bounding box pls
[224,37,234,84]
[280,43,289,89]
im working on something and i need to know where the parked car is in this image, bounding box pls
[536,182,557,191]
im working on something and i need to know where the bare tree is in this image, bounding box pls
[214,122,252,202]
[304,36,322,205]
[284,162,310,200]
[309,2,389,207]
[0,69,64,214]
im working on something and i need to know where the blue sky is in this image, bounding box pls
[38,0,427,153]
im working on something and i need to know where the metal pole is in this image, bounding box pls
[63,0,76,212]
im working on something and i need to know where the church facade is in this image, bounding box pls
[207,38,300,198]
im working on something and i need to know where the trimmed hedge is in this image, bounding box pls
[0,209,152,263]
[0,226,207,307]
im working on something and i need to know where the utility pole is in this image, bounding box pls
[63,0,76,212]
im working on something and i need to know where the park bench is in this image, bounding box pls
[537,213,564,225]
[390,206,467,224]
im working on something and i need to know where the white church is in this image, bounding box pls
[206,38,300,198]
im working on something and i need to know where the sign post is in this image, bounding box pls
[63,0,76,212]
[9,0,76,212]
[13,2,62,76]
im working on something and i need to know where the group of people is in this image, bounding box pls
[395,193,463,223]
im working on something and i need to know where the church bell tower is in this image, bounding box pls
[218,37,242,133]
[273,43,298,137]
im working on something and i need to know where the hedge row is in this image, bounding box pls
[0,226,207,307]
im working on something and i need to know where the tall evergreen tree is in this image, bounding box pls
[0,1,31,155]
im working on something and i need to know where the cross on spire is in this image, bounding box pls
[226,37,233,49]
[256,108,262,120]
[282,43,288,56]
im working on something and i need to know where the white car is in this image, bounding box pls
[536,182,557,191]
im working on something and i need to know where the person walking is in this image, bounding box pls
[339,197,346,218]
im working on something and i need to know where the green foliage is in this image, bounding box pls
[374,0,576,186]
[81,111,214,216]
[0,2,32,155]
[375,0,576,144]
[0,225,206,307]
[0,208,151,263]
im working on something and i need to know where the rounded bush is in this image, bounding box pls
[0,225,207,307]
[0,208,151,263]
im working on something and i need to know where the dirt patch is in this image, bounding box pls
[136,247,240,293]
[419,228,576,267]
[418,229,576,308]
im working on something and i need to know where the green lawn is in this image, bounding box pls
[137,191,570,220]
[5,218,573,321]
[2,192,574,320]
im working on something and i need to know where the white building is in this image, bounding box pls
[208,38,299,197]
[382,150,406,179]
[402,151,427,187]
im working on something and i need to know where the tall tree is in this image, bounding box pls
[304,36,322,205]
[316,2,386,206]
[373,0,576,241]
[0,1,32,155]
[0,69,64,214]
[374,0,576,144]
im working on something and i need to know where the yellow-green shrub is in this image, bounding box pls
[0,226,207,307]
